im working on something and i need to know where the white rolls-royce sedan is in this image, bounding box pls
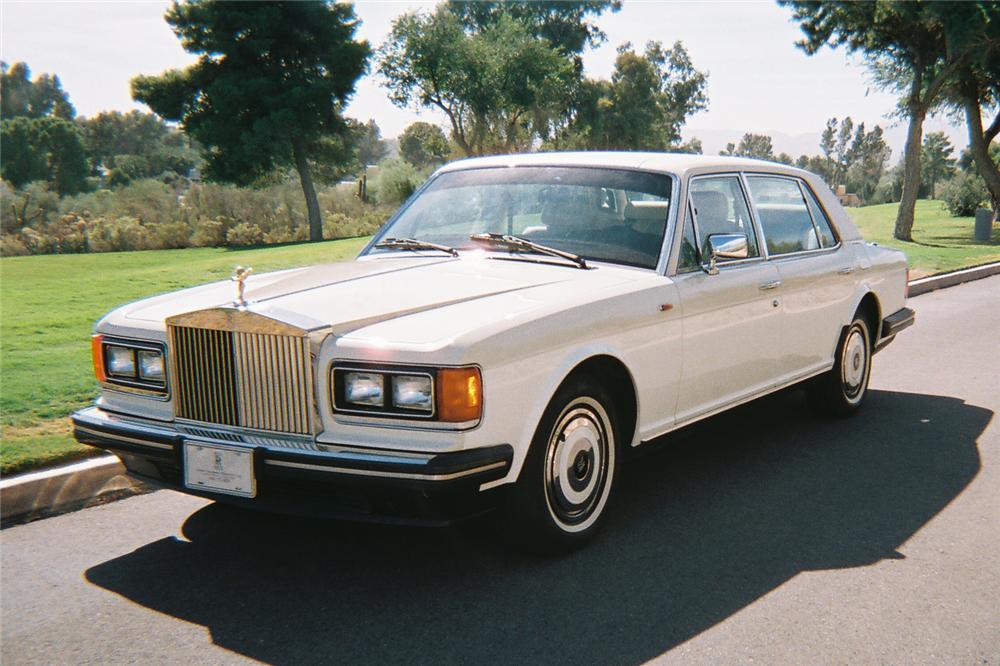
[73,153,914,551]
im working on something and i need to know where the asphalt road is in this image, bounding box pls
[3,276,999,665]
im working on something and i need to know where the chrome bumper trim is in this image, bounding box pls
[73,424,175,451]
[265,458,508,482]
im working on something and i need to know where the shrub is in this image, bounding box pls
[0,177,389,255]
[154,221,192,249]
[190,218,229,247]
[0,234,30,256]
[225,221,264,246]
[87,216,150,253]
[369,159,425,206]
[941,172,989,217]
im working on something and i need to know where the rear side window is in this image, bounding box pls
[802,186,838,248]
[745,176,819,255]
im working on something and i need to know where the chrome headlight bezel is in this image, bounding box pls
[95,335,168,395]
[330,362,483,426]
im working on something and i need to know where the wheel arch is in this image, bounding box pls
[561,354,639,451]
[854,290,882,345]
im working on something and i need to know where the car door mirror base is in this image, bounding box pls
[703,233,750,275]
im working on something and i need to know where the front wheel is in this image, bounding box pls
[503,375,619,553]
[806,314,873,417]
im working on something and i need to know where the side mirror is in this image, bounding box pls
[704,233,749,275]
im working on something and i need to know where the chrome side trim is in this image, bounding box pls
[265,458,507,482]
[73,425,174,451]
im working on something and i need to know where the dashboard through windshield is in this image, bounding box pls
[368,166,674,269]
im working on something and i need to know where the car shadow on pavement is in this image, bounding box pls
[85,389,991,665]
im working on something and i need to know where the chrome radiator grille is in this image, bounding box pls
[169,325,314,435]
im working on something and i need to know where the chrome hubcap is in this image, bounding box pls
[842,326,868,400]
[544,399,613,532]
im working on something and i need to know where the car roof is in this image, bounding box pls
[435,151,808,178]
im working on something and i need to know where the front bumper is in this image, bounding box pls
[71,406,513,525]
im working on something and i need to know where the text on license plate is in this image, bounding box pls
[183,442,256,498]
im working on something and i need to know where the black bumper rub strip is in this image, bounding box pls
[71,407,512,484]
[882,307,915,338]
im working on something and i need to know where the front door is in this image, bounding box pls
[672,174,785,423]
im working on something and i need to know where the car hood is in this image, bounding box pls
[115,254,645,337]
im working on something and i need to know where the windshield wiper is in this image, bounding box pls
[374,238,459,257]
[470,233,588,269]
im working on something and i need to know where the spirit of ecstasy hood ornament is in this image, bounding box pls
[231,265,253,307]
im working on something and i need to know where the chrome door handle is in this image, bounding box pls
[837,266,856,275]
[758,280,782,290]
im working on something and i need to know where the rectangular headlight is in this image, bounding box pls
[106,346,136,378]
[392,375,433,411]
[344,371,384,406]
[138,349,165,382]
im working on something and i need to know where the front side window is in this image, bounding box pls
[746,175,820,255]
[689,176,760,261]
[369,166,673,269]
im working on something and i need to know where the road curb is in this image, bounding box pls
[1,455,147,526]
[908,261,1000,297]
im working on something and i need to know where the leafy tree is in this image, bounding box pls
[0,116,89,194]
[814,117,892,200]
[720,133,775,160]
[939,2,1000,220]
[674,137,703,155]
[399,121,450,167]
[379,6,576,156]
[920,131,955,198]
[1,61,75,119]
[131,1,370,241]
[550,41,707,151]
[958,143,1000,172]
[77,110,195,176]
[783,1,969,241]
[446,1,621,65]
[846,123,892,201]
[351,119,389,167]
[776,152,795,166]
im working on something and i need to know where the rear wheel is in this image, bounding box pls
[504,375,619,553]
[806,314,873,417]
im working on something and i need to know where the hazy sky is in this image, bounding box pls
[1,0,967,157]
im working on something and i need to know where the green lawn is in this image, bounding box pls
[2,198,998,476]
[0,236,368,474]
[846,200,1000,278]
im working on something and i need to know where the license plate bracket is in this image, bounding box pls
[183,441,256,498]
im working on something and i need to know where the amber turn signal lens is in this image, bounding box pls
[437,367,482,423]
[91,334,107,382]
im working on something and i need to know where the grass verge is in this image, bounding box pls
[846,200,1000,278]
[0,236,369,475]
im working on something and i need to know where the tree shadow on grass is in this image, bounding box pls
[86,389,989,665]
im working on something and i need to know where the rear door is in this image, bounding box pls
[743,174,856,380]
[672,174,784,423]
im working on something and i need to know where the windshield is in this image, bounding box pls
[368,166,673,269]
